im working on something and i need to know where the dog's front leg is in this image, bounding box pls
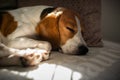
[0,43,22,66]
[0,37,52,66]
[0,43,16,57]
[0,47,50,67]
[7,37,52,52]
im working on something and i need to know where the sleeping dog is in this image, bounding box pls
[0,5,88,67]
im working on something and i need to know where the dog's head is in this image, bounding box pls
[36,7,88,55]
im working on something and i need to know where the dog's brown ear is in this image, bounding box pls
[40,7,56,20]
[36,14,61,50]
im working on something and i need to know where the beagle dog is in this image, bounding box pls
[0,5,88,67]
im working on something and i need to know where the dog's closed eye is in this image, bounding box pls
[66,26,75,33]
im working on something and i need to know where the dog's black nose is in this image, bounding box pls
[77,45,88,55]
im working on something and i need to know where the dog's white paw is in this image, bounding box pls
[19,48,50,66]
[9,48,50,66]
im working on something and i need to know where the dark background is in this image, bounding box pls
[102,0,120,43]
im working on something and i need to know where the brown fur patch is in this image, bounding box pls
[36,14,60,50]
[0,12,17,37]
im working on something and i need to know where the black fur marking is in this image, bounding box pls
[40,7,56,20]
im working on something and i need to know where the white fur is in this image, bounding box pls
[8,5,52,40]
[9,6,52,25]
[61,16,86,54]
[47,11,63,17]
